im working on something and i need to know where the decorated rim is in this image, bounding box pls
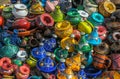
[20,65,30,75]
[92,12,104,23]
[55,21,71,31]
[0,57,11,66]
[40,13,54,26]
[17,50,27,58]
[14,4,27,10]
[104,1,116,13]
[78,10,89,18]
[98,26,107,35]
[67,11,80,17]
[112,32,120,41]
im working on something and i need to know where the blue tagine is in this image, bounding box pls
[36,52,57,73]
[85,27,102,46]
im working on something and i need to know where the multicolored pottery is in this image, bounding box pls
[26,56,37,67]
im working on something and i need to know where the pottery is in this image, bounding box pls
[36,53,57,73]
[84,66,102,78]
[83,0,98,14]
[110,0,120,5]
[2,7,13,19]
[10,29,21,46]
[43,37,57,52]
[85,28,102,46]
[59,0,72,13]
[31,44,47,60]
[0,16,4,27]
[16,65,30,79]
[57,67,78,79]
[65,53,85,71]
[13,59,22,66]
[0,63,14,75]
[41,0,47,7]
[0,57,11,67]
[75,35,92,53]
[98,26,107,40]
[109,54,120,71]
[106,22,120,30]
[72,29,81,40]
[84,52,93,66]
[66,9,81,25]
[0,37,19,58]
[35,13,54,29]
[94,42,109,55]
[57,59,66,72]
[110,41,120,53]
[28,76,42,79]
[55,20,73,38]
[60,34,78,52]
[88,12,104,26]
[99,0,116,17]
[12,3,28,18]
[101,71,120,79]
[78,10,89,21]
[54,47,69,61]
[16,49,28,61]
[92,53,111,69]
[72,0,83,7]
[78,20,94,34]
[78,65,86,79]
[51,6,64,22]
[26,56,37,67]
[28,36,39,47]
[45,0,59,12]
[30,2,45,14]
[12,18,30,30]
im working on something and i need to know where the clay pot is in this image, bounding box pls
[12,18,31,30]
[92,53,111,69]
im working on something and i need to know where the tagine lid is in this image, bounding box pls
[14,3,27,9]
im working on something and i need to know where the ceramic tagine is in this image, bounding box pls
[36,52,57,73]
[31,43,47,61]
[26,56,37,68]
[99,0,116,17]
[12,3,28,18]
[12,18,31,30]
[85,27,102,46]
[78,20,94,34]
[16,65,30,79]
[0,16,4,27]
[66,8,81,25]
[35,13,54,29]
[60,34,78,52]
[54,46,69,62]
[45,0,59,12]
[75,35,92,53]
[83,0,98,14]
[59,0,72,13]
[0,37,19,58]
[87,12,104,26]
[57,67,78,79]
[65,53,85,72]
[55,20,73,38]
[2,7,13,19]
[51,6,64,22]
[57,59,66,72]
[29,1,45,15]
[78,65,86,79]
